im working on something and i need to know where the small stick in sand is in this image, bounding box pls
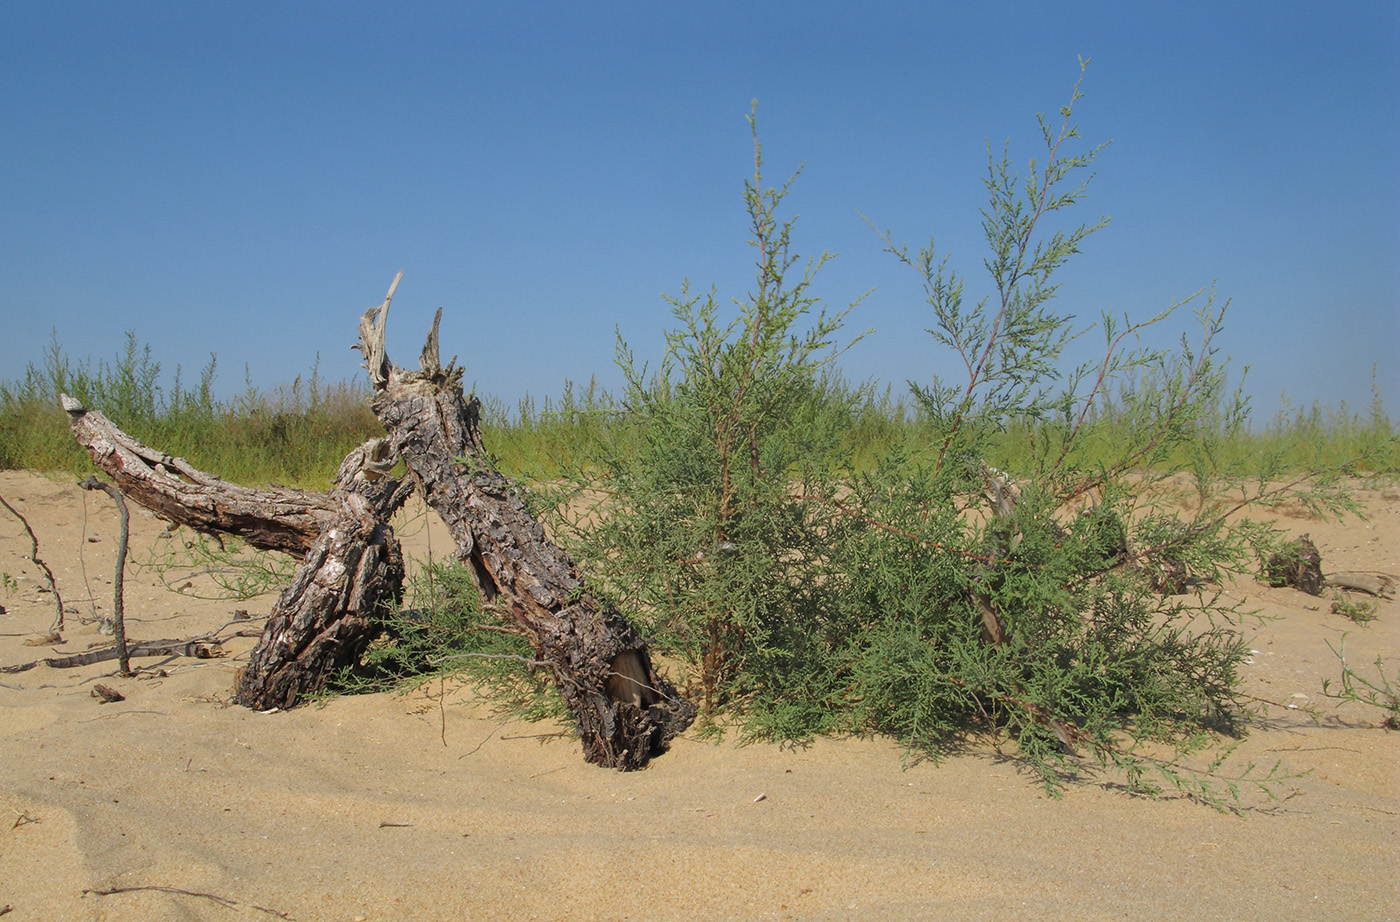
[83,885,290,918]
[78,477,132,676]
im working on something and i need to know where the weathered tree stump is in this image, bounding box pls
[64,397,413,708]
[1263,534,1325,596]
[233,439,412,709]
[355,273,695,769]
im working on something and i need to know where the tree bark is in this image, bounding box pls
[62,395,345,559]
[233,440,412,709]
[355,274,695,770]
[63,395,413,709]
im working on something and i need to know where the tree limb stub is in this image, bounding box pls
[356,276,696,770]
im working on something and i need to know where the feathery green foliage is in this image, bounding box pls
[530,62,1369,802]
[332,556,569,723]
[546,103,868,715]
[1322,636,1399,729]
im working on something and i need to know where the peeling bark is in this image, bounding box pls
[64,395,412,709]
[62,396,342,559]
[233,440,412,709]
[356,274,695,769]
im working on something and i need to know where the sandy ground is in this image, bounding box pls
[0,469,1396,922]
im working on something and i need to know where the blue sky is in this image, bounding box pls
[3,3,1396,423]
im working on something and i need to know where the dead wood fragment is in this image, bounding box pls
[42,639,224,669]
[63,396,342,559]
[23,632,62,647]
[356,274,695,769]
[233,439,412,710]
[0,492,67,631]
[62,394,414,710]
[78,477,133,675]
[91,683,125,703]
[1263,535,1325,596]
[83,883,290,918]
[974,463,1016,645]
[1327,571,1395,599]
[84,885,234,908]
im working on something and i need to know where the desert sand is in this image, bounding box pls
[1,468,1396,921]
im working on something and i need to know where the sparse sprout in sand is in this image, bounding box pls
[1323,636,1399,729]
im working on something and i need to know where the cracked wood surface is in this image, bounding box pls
[356,276,695,769]
[63,395,339,559]
[63,394,414,710]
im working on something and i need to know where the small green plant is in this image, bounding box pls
[1330,592,1378,623]
[330,558,566,722]
[1323,636,1399,729]
[134,531,297,600]
[1,571,17,595]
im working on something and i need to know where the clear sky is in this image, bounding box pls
[3,3,1396,423]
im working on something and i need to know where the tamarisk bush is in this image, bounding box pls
[549,103,868,715]
[538,63,1363,801]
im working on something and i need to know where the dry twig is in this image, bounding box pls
[78,477,132,674]
[83,884,291,918]
[0,491,66,632]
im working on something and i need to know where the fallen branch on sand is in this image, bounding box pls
[2,638,225,674]
[52,274,697,769]
[63,396,414,710]
[357,272,695,768]
[83,885,290,918]
[48,638,225,668]
[1327,571,1396,599]
[61,395,345,559]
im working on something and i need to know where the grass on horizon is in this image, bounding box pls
[1,332,1396,489]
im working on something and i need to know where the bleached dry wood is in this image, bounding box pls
[356,275,695,770]
[1327,571,1395,599]
[63,396,340,559]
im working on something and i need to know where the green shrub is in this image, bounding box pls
[533,63,1352,802]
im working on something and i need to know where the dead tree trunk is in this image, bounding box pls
[233,439,412,709]
[63,397,412,708]
[355,274,695,769]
